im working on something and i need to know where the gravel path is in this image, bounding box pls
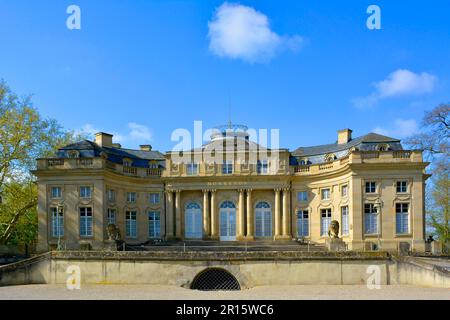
[0,284,449,300]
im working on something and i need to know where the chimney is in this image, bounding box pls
[338,129,352,144]
[95,132,113,148]
[140,145,152,151]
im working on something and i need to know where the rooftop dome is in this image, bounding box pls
[210,123,249,141]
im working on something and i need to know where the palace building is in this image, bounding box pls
[34,124,430,252]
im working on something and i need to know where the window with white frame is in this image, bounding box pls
[51,207,64,237]
[148,211,161,238]
[257,160,269,174]
[51,187,62,199]
[107,208,116,225]
[320,209,332,236]
[79,186,91,199]
[125,210,137,238]
[79,207,93,237]
[321,188,331,200]
[149,193,160,205]
[297,191,308,202]
[365,182,376,193]
[127,192,137,203]
[396,181,408,193]
[297,210,309,237]
[341,206,349,236]
[341,185,348,197]
[186,162,199,176]
[107,189,116,202]
[222,160,233,174]
[396,203,409,234]
[364,203,378,234]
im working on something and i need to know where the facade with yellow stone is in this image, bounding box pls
[33,125,429,252]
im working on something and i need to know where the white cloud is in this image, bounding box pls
[208,2,303,63]
[78,123,151,146]
[128,122,152,141]
[373,119,418,138]
[352,69,437,108]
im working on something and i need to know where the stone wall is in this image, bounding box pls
[1,252,448,289]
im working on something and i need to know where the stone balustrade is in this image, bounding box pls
[292,150,424,176]
[36,150,423,178]
[36,158,162,178]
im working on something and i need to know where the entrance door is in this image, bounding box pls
[220,201,236,241]
[255,202,272,237]
[185,202,202,239]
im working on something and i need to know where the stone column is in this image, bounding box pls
[165,191,174,239]
[202,189,210,239]
[175,190,182,239]
[246,189,254,240]
[210,190,218,240]
[36,182,49,253]
[238,189,245,240]
[282,188,291,239]
[274,188,281,239]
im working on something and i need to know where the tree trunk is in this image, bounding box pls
[0,201,37,244]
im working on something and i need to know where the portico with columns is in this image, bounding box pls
[163,183,292,241]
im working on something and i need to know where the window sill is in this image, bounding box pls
[394,233,412,238]
[364,234,381,238]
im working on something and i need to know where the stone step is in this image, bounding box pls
[127,240,326,252]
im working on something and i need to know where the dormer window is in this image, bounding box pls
[377,144,390,151]
[299,158,309,166]
[67,150,79,159]
[324,153,336,162]
[123,158,132,167]
[149,161,159,169]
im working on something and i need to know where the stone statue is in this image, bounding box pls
[328,220,340,239]
[107,224,121,241]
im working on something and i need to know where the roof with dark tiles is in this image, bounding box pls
[56,140,165,168]
[53,131,403,168]
[292,133,401,157]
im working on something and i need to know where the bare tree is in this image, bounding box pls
[406,104,449,252]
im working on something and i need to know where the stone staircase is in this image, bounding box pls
[129,240,326,252]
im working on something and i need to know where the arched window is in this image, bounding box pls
[255,201,272,237]
[220,201,236,209]
[255,201,270,209]
[186,202,201,210]
[185,202,202,239]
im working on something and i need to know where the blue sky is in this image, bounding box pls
[0,0,449,151]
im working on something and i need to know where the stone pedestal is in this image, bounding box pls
[104,240,118,251]
[431,241,442,255]
[274,235,291,241]
[325,238,347,252]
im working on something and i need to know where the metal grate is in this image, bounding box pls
[191,268,241,291]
